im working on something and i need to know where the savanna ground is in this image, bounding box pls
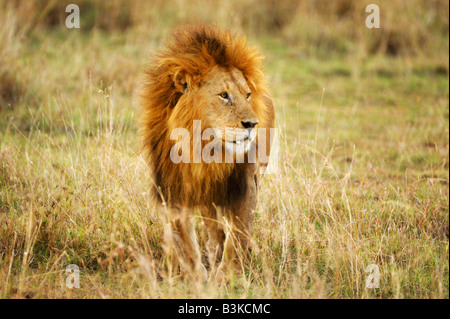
[0,0,448,299]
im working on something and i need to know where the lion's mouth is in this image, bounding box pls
[224,135,255,145]
[222,135,255,153]
[217,127,257,146]
[229,137,249,145]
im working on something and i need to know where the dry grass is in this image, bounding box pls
[0,0,448,298]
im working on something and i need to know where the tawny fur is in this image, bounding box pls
[138,25,275,279]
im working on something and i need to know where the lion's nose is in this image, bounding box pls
[241,120,259,129]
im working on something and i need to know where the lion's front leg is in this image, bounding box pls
[164,206,207,281]
[220,211,254,270]
[201,207,226,269]
[216,168,258,280]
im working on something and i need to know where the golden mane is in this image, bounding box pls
[138,24,274,208]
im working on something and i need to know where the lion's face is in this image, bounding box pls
[140,24,275,208]
[182,66,259,154]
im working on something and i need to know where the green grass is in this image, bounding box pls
[0,1,448,299]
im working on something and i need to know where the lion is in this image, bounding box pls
[138,25,275,280]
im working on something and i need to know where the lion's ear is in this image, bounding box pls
[173,72,188,93]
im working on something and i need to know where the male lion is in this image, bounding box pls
[138,25,275,280]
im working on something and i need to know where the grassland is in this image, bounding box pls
[0,0,448,298]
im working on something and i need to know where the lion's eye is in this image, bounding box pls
[246,92,251,99]
[219,92,229,99]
